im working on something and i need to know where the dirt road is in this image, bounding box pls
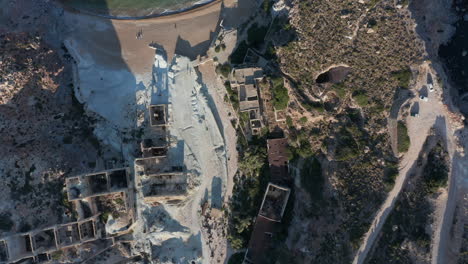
[353,64,456,264]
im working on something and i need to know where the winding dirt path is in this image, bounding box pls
[353,63,456,264]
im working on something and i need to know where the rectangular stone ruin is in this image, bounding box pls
[66,168,130,201]
[37,252,50,262]
[134,157,174,177]
[86,191,134,235]
[66,177,88,200]
[258,183,290,222]
[149,104,167,127]
[5,234,33,261]
[79,220,96,241]
[250,119,262,135]
[141,138,168,158]
[56,223,80,248]
[142,173,188,203]
[230,67,263,88]
[86,173,108,195]
[266,138,289,184]
[32,229,57,253]
[0,240,8,262]
[108,169,129,190]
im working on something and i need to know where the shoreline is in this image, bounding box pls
[56,0,221,21]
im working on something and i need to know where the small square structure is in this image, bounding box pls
[149,105,168,127]
[32,229,57,252]
[79,220,96,241]
[86,173,108,195]
[56,223,80,247]
[108,169,128,190]
[5,234,33,261]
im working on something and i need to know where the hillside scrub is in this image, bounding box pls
[366,139,449,263]
[301,158,324,203]
[397,121,410,153]
[391,68,412,89]
[227,145,269,249]
[271,76,289,110]
[275,0,423,259]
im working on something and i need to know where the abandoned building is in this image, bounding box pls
[149,104,168,127]
[141,173,188,203]
[230,67,265,135]
[66,168,130,201]
[244,138,291,264]
[266,138,290,184]
[141,136,168,158]
[135,155,188,204]
[0,216,99,263]
[230,67,263,88]
[244,183,291,264]
[258,183,290,222]
[65,168,135,237]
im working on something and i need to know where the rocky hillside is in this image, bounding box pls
[277,0,425,262]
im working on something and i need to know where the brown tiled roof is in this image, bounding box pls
[244,215,277,264]
[266,138,289,182]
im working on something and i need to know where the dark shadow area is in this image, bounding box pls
[419,85,428,98]
[151,232,202,263]
[411,102,420,116]
[211,177,222,208]
[175,32,216,60]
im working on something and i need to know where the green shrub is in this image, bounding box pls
[352,92,369,107]
[262,0,273,13]
[335,128,360,161]
[271,77,289,110]
[224,81,239,110]
[286,116,293,128]
[51,250,63,260]
[332,83,346,98]
[216,63,232,78]
[423,143,448,193]
[397,121,410,153]
[299,116,308,124]
[392,68,412,89]
[214,45,221,53]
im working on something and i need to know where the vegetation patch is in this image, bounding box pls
[366,139,448,263]
[391,68,412,89]
[397,121,410,153]
[271,76,289,110]
[227,144,269,249]
[216,63,232,78]
[352,91,370,107]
